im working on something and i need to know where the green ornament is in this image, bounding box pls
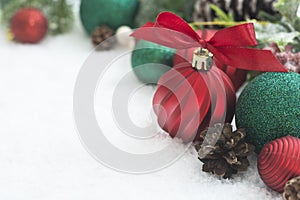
[131,40,176,84]
[80,0,139,35]
[236,72,300,152]
[134,0,160,27]
[135,0,195,27]
[0,0,9,7]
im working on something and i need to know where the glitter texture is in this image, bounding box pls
[236,72,300,152]
[131,40,175,84]
[80,0,139,35]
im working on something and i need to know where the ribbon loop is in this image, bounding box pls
[208,23,258,47]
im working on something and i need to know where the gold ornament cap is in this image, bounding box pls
[192,48,213,71]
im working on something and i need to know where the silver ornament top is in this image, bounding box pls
[192,48,213,71]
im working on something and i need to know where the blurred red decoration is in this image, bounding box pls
[258,136,300,193]
[10,7,48,43]
[265,43,300,73]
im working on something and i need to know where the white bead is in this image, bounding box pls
[116,26,135,49]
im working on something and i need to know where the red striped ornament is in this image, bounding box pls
[258,136,300,193]
[153,62,236,142]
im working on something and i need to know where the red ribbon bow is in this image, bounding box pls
[131,12,287,72]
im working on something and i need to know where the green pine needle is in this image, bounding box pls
[210,3,234,24]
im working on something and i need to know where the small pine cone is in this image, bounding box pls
[197,123,255,179]
[193,0,278,23]
[284,177,300,200]
[91,26,116,50]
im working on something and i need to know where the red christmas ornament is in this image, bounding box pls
[10,7,48,43]
[153,62,236,142]
[131,12,287,142]
[174,30,247,91]
[258,136,300,193]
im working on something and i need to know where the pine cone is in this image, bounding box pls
[91,26,116,50]
[284,176,300,200]
[196,123,255,179]
[193,0,278,23]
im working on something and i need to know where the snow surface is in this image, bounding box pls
[0,13,283,200]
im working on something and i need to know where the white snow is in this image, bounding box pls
[0,12,282,200]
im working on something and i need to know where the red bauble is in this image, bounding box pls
[174,30,247,91]
[258,136,300,193]
[153,63,236,142]
[10,7,48,43]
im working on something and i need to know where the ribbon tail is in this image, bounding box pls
[216,47,288,72]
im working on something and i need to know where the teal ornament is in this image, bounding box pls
[80,0,139,35]
[135,0,195,27]
[131,40,176,84]
[0,0,9,7]
[236,72,300,152]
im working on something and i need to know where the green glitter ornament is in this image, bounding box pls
[236,72,300,153]
[131,40,176,84]
[80,0,139,35]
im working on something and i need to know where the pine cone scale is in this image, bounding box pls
[223,151,238,165]
[284,176,300,200]
[214,160,227,177]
